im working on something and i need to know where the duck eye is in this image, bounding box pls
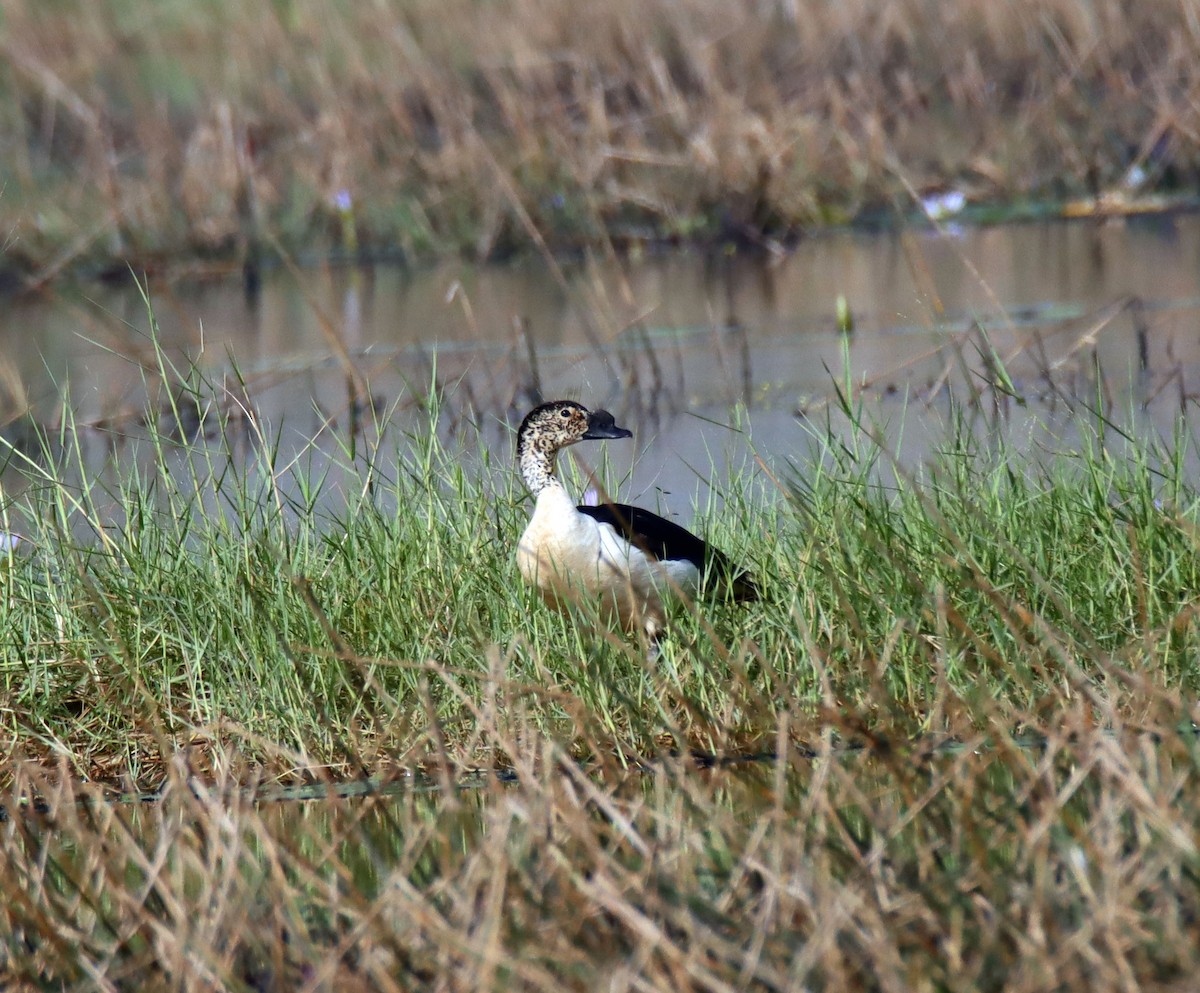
[560,409,571,418]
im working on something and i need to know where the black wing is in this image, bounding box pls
[577,502,758,601]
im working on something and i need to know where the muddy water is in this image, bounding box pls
[3,214,1200,513]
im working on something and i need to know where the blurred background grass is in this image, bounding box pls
[1,0,1197,279]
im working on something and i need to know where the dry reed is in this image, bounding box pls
[1,0,1198,278]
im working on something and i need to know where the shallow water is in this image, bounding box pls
[4,214,1200,515]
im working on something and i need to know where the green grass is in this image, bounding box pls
[1,329,1198,783]
[4,315,1200,988]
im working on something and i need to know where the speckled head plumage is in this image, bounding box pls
[517,400,631,495]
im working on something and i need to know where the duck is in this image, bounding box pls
[515,400,757,644]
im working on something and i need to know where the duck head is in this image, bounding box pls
[517,401,632,494]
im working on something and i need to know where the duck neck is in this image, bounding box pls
[518,440,562,497]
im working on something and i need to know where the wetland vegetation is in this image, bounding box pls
[2,333,1200,989]
[4,0,1200,989]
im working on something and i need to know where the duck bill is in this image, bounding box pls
[582,409,633,440]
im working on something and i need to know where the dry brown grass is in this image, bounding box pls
[2,0,1199,276]
[3,665,1199,992]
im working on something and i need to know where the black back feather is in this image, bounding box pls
[577,502,758,601]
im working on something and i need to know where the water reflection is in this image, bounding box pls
[3,215,1200,510]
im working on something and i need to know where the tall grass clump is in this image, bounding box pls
[0,320,773,783]
[1,324,1200,779]
[3,0,1200,278]
[3,313,1200,987]
[789,406,1200,715]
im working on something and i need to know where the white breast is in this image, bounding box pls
[517,486,701,637]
